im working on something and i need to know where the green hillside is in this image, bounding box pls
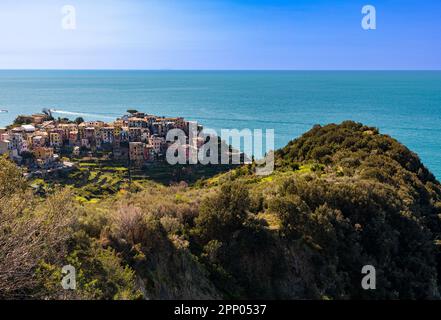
[1,121,441,299]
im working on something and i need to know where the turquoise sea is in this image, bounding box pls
[0,70,440,178]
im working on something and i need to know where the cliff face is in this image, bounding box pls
[2,121,441,300]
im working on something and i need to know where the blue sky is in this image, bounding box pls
[0,0,440,69]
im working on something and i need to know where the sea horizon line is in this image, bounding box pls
[0,69,440,72]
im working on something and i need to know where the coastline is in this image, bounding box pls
[1,70,441,179]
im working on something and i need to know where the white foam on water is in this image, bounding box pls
[50,109,116,120]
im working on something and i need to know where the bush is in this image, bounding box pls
[195,181,250,242]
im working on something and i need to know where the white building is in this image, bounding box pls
[0,139,12,156]
[21,124,36,133]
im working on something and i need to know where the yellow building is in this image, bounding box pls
[113,125,122,138]
[50,132,62,147]
[33,147,54,161]
[129,142,144,166]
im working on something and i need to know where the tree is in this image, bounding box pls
[42,108,52,118]
[39,109,54,121]
[74,117,85,124]
[0,156,26,199]
[0,157,75,298]
[13,115,32,125]
[195,181,250,241]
